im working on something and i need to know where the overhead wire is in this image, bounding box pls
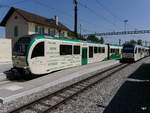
[29,0,112,33]
[95,0,122,22]
[0,0,123,34]
[95,0,135,31]
[78,2,117,29]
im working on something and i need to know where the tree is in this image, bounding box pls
[137,39,143,45]
[68,31,104,43]
[100,37,104,44]
[87,35,104,43]
[129,40,137,44]
[87,35,99,42]
[67,31,86,41]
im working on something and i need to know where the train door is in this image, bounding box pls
[29,41,46,74]
[82,48,87,65]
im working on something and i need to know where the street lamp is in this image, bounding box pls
[73,0,78,4]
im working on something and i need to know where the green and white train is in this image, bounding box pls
[12,34,122,75]
[122,43,149,62]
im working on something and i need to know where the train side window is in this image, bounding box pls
[102,47,105,53]
[135,48,137,53]
[98,47,101,53]
[74,46,80,54]
[116,49,119,54]
[31,42,44,58]
[60,45,72,55]
[138,48,141,53]
[89,46,93,58]
[111,49,113,53]
[94,47,98,53]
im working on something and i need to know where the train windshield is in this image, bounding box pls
[13,37,31,56]
[123,44,134,53]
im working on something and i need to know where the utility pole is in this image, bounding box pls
[119,39,121,45]
[145,41,147,46]
[80,24,82,37]
[73,0,78,35]
[124,20,128,31]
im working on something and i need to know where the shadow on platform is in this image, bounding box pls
[4,69,60,81]
[102,63,150,113]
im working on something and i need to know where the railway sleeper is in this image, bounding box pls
[74,85,85,90]
[69,87,81,92]
[64,90,75,95]
[31,103,49,112]
[56,94,68,99]
[47,96,63,105]
[78,83,89,87]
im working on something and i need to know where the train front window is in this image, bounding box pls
[123,45,134,53]
[31,42,44,58]
[13,37,31,56]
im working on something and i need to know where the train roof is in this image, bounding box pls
[109,44,122,47]
[21,34,122,47]
[123,43,149,48]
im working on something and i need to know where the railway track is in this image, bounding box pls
[10,63,130,113]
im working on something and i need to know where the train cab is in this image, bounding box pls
[12,36,32,73]
[122,44,146,62]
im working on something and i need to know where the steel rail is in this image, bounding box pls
[10,63,130,113]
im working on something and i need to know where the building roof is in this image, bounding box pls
[0,7,70,31]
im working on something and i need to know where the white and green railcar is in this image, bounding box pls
[144,47,150,57]
[107,44,122,60]
[122,44,149,62]
[13,35,110,75]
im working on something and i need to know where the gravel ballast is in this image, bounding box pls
[51,57,150,113]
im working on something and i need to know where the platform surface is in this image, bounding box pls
[0,60,120,104]
[0,62,12,74]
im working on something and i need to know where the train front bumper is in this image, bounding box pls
[12,55,28,69]
[122,53,135,62]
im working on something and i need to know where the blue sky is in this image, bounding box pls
[0,0,150,45]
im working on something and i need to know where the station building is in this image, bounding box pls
[0,7,70,46]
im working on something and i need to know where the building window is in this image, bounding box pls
[35,25,44,34]
[48,29,55,36]
[31,42,44,58]
[35,25,38,33]
[89,46,93,58]
[48,29,50,35]
[60,45,72,55]
[74,46,80,54]
[39,27,42,34]
[41,27,44,34]
[59,32,65,37]
[14,26,18,37]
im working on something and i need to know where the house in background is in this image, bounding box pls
[0,7,70,46]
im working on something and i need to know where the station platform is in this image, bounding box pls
[0,62,12,82]
[0,61,12,74]
[0,60,120,113]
